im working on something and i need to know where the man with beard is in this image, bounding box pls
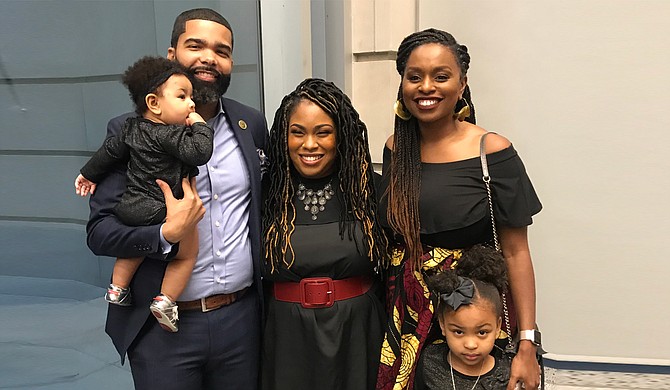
[86,8,268,390]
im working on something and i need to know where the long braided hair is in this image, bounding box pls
[263,78,388,273]
[388,28,476,270]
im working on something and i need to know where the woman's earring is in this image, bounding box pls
[394,99,411,121]
[454,98,470,122]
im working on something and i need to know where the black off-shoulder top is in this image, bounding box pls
[378,145,542,249]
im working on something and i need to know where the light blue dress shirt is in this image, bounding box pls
[178,102,254,300]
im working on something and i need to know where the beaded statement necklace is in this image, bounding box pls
[296,181,334,220]
[448,351,484,390]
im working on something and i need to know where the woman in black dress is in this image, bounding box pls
[262,78,388,390]
[376,29,543,390]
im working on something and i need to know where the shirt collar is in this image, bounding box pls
[208,98,234,134]
[214,98,225,117]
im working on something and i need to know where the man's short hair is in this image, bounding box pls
[170,8,234,49]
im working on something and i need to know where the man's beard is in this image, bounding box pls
[189,67,231,106]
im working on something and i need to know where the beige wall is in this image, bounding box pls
[263,0,670,365]
[418,0,670,364]
[350,0,417,163]
[260,0,313,126]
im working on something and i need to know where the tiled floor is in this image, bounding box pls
[1,275,668,389]
[544,367,670,390]
[0,276,133,389]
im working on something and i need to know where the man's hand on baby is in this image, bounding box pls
[158,177,205,244]
[74,174,97,197]
[186,112,205,126]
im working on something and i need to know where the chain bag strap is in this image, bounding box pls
[479,132,515,350]
[480,133,545,389]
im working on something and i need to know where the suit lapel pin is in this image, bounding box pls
[238,119,248,130]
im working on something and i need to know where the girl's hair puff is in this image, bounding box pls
[426,245,507,318]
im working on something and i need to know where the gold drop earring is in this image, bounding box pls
[393,99,411,121]
[454,98,470,122]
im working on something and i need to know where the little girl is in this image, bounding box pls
[414,245,512,390]
[74,56,213,332]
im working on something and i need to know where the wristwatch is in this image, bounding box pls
[518,329,542,347]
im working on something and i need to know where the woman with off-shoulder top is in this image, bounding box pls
[376,29,543,390]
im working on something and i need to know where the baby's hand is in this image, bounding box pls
[186,112,205,126]
[75,174,97,197]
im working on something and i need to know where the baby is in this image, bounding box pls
[75,56,213,332]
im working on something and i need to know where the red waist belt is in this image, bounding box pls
[273,275,373,308]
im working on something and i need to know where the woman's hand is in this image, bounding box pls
[500,227,541,389]
[507,341,541,389]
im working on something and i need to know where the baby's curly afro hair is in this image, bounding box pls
[121,56,190,115]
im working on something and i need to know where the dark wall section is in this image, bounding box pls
[0,0,263,287]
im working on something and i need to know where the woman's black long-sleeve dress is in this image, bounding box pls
[262,174,385,390]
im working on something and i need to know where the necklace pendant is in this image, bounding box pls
[448,351,484,390]
[296,184,306,201]
[296,180,334,221]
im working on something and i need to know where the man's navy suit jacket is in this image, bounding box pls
[86,97,268,362]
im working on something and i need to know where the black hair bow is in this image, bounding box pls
[440,277,474,311]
